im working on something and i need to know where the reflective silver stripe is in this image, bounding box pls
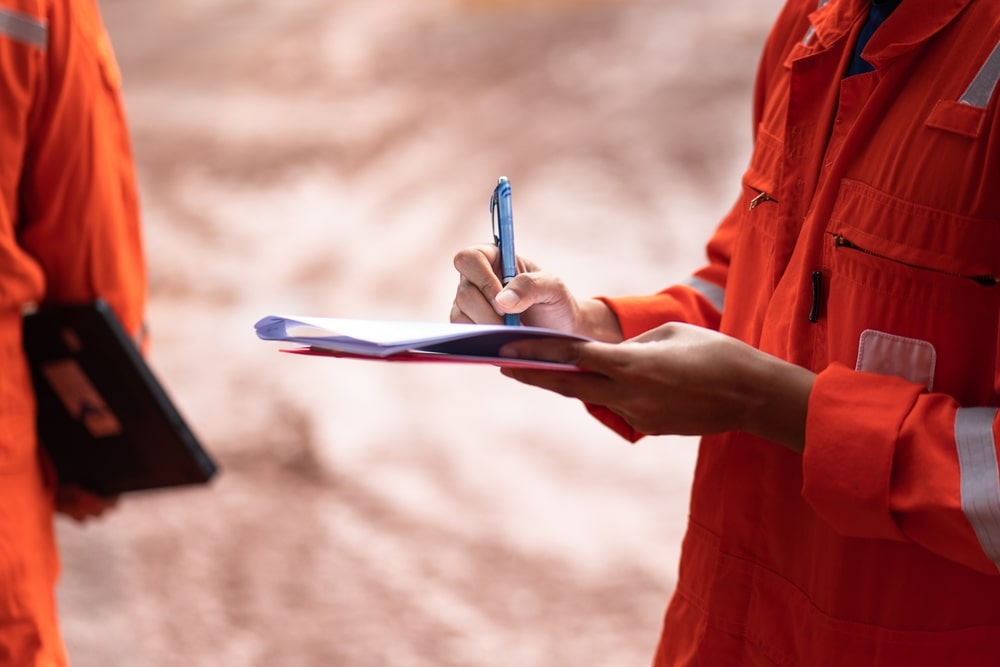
[0,8,46,49]
[681,276,725,314]
[802,0,831,45]
[960,40,1000,108]
[956,406,1000,570]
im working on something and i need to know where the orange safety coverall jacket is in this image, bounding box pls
[590,0,1000,664]
[0,0,145,664]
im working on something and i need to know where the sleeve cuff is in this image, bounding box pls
[802,363,924,541]
[598,283,723,341]
[584,403,645,442]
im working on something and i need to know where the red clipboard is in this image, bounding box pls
[280,346,583,371]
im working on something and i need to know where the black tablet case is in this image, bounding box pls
[23,300,217,496]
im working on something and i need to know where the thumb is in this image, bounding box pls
[570,340,631,374]
[500,339,621,372]
[496,271,572,313]
[495,287,521,313]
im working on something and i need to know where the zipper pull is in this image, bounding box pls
[749,191,774,211]
[808,271,823,323]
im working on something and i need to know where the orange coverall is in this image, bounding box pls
[590,0,1000,663]
[0,0,145,663]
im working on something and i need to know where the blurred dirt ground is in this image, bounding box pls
[55,1,779,665]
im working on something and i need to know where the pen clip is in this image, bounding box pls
[490,185,500,246]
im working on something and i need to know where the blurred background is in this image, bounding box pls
[56,0,781,665]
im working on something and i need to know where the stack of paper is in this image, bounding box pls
[254,315,591,370]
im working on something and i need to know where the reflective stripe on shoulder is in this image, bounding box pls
[955,406,1000,571]
[680,276,725,314]
[0,8,46,49]
[960,40,1000,108]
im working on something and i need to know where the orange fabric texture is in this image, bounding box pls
[0,0,146,664]
[594,0,1000,664]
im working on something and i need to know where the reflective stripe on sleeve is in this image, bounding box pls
[0,8,46,49]
[680,276,725,314]
[960,40,1000,108]
[955,406,1000,571]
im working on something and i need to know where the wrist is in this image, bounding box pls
[740,349,815,453]
[579,299,624,343]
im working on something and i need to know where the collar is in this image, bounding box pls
[809,0,972,64]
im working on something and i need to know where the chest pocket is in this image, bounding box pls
[823,179,999,406]
[927,40,1000,138]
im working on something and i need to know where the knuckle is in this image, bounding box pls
[454,246,492,275]
[453,287,479,315]
[452,250,473,273]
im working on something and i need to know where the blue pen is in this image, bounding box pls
[490,176,520,326]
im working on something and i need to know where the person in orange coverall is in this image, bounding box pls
[452,0,1000,664]
[1,0,146,664]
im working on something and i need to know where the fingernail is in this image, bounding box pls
[496,290,519,309]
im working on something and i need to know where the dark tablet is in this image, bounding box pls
[22,300,217,496]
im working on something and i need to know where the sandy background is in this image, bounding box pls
[55,1,780,665]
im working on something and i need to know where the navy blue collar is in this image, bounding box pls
[846,0,905,76]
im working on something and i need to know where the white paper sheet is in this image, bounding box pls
[254,315,592,369]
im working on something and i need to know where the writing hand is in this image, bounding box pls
[450,245,623,341]
[496,321,815,452]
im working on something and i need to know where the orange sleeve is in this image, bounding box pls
[0,1,47,309]
[804,364,1000,575]
[583,195,739,441]
[580,8,800,441]
[590,0,802,347]
[15,0,146,336]
[596,203,735,341]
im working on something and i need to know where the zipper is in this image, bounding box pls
[832,234,999,286]
[749,190,776,211]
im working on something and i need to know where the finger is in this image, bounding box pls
[449,302,473,324]
[497,271,566,312]
[454,245,502,292]
[56,486,108,521]
[454,246,511,320]
[570,339,641,376]
[454,278,504,324]
[499,338,585,365]
[501,338,629,375]
[496,339,623,402]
